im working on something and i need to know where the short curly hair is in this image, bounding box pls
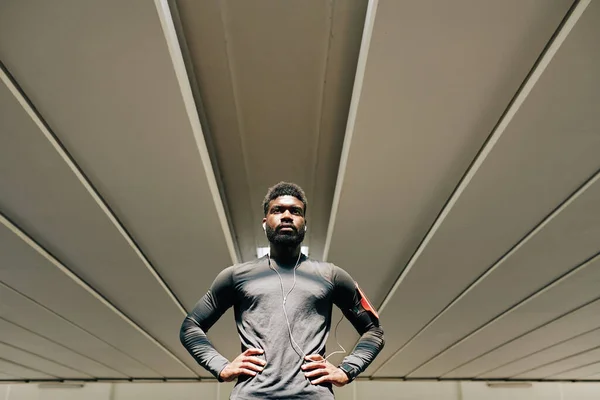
[262,182,307,216]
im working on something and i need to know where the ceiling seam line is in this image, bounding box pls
[0,321,128,379]
[429,170,600,378]
[0,282,161,378]
[370,163,600,377]
[0,357,58,379]
[475,330,600,379]
[519,344,600,379]
[473,317,600,378]
[412,250,600,379]
[366,0,591,377]
[323,0,379,261]
[374,247,600,379]
[0,280,153,378]
[476,302,600,379]
[0,210,196,377]
[0,63,189,318]
[387,168,600,377]
[373,176,596,376]
[0,340,94,379]
[154,0,240,264]
[544,358,600,380]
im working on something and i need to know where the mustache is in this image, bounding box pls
[277,224,297,232]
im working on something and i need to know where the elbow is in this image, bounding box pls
[376,325,385,350]
[179,317,192,347]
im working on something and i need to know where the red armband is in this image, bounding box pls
[356,282,379,319]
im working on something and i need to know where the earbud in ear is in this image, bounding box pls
[304,225,308,232]
[263,223,266,232]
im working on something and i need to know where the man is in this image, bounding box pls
[180,182,385,399]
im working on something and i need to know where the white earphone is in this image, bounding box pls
[267,250,346,363]
[261,220,345,362]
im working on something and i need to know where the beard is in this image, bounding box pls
[265,223,305,247]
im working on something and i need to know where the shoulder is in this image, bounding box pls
[325,262,353,282]
[301,257,351,285]
[333,265,355,287]
[221,256,269,283]
[210,257,267,293]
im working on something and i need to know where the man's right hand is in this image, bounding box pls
[219,348,266,382]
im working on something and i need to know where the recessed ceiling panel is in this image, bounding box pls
[456,299,600,378]
[0,318,125,379]
[0,359,54,380]
[0,342,89,379]
[517,348,600,379]
[175,0,367,262]
[477,328,600,380]
[0,283,160,378]
[0,219,195,378]
[407,253,600,378]
[390,171,600,377]
[552,363,600,380]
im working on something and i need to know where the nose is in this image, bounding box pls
[281,210,293,220]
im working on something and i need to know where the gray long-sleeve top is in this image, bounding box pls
[180,255,385,399]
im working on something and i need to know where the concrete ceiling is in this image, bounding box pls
[1,0,599,383]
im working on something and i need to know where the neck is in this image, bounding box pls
[269,243,301,265]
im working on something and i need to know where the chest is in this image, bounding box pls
[237,267,333,314]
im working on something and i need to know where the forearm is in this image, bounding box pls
[339,325,385,381]
[180,267,235,380]
[180,316,230,380]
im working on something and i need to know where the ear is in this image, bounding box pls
[262,218,267,231]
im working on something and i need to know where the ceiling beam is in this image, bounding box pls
[323,0,379,261]
[154,0,240,264]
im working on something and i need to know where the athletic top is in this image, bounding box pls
[180,254,385,399]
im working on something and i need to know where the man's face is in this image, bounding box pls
[263,195,306,247]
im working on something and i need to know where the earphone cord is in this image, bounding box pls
[268,253,347,363]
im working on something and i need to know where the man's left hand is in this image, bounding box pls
[301,354,350,387]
